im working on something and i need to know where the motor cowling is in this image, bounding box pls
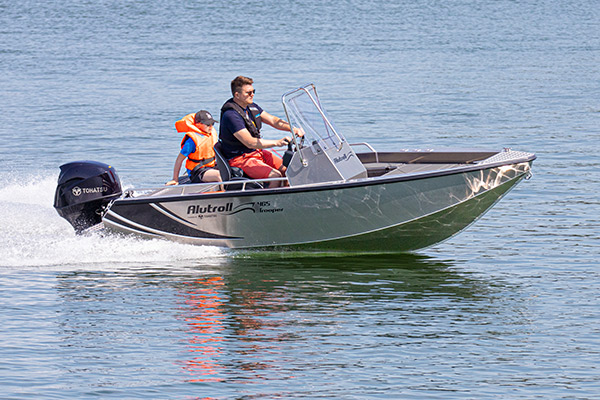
[53,161,122,233]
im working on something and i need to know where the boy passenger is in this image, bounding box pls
[166,110,222,185]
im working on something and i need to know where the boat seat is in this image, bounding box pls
[177,175,191,185]
[213,142,263,190]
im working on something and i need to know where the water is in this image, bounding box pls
[1,0,599,398]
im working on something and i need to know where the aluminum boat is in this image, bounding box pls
[54,84,535,252]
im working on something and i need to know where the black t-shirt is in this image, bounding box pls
[219,103,264,159]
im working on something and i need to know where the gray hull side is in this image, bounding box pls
[285,174,523,252]
[102,161,531,252]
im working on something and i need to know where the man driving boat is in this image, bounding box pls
[219,76,301,188]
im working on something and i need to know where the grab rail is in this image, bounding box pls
[350,142,379,163]
[128,177,290,198]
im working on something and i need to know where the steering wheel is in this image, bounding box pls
[282,133,305,168]
[282,140,294,167]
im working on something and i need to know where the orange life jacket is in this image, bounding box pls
[175,113,218,171]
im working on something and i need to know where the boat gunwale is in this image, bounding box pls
[113,152,536,206]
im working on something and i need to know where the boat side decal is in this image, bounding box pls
[152,202,193,225]
[102,214,163,237]
[105,203,242,240]
[228,203,256,215]
[184,201,282,216]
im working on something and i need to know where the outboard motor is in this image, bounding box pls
[53,161,122,233]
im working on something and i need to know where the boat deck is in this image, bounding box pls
[363,162,464,178]
[357,149,497,178]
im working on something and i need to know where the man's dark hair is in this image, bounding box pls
[231,76,253,95]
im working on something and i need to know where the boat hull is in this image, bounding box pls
[102,160,532,252]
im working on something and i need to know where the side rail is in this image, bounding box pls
[219,177,288,191]
[126,177,289,198]
[350,142,379,163]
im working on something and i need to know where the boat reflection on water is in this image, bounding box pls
[176,262,295,383]
[176,276,227,383]
[53,252,513,387]
[172,252,500,384]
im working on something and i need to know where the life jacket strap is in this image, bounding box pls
[221,99,261,138]
[188,156,215,166]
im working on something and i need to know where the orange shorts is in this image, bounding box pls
[229,150,283,180]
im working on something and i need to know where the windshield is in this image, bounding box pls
[282,84,345,151]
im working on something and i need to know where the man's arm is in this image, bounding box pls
[260,111,291,131]
[260,111,304,136]
[233,128,290,150]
